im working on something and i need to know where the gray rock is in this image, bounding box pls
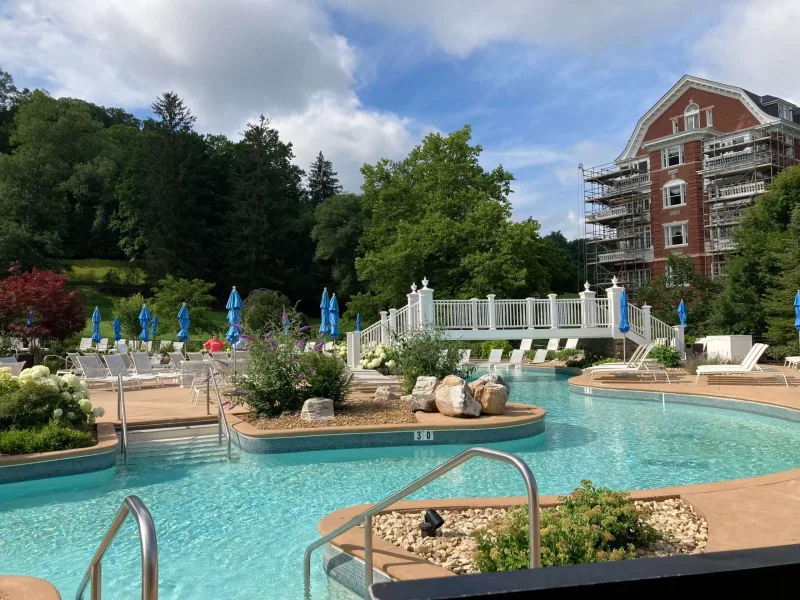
[477,372,510,392]
[410,376,439,412]
[474,382,508,415]
[300,397,334,421]
[375,386,399,402]
[435,376,481,418]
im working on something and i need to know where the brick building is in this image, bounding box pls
[583,75,799,291]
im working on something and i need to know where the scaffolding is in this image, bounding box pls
[701,123,798,278]
[582,160,652,293]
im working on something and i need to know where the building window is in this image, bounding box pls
[664,223,688,248]
[672,119,679,134]
[661,145,683,168]
[662,179,686,208]
[787,135,795,159]
[706,108,713,127]
[644,224,652,249]
[778,103,793,120]
[684,103,700,131]
[711,262,726,279]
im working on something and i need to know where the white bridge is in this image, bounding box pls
[346,278,684,367]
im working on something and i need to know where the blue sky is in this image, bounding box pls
[1,0,798,237]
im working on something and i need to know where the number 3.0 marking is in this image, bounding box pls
[413,430,434,442]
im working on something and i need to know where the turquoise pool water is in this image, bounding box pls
[2,370,800,599]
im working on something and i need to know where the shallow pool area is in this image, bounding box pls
[2,369,800,599]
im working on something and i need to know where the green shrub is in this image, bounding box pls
[546,348,582,361]
[300,351,352,407]
[590,357,618,367]
[682,355,732,375]
[649,345,681,368]
[0,380,89,430]
[241,289,293,333]
[479,340,513,360]
[112,293,149,340]
[474,480,660,571]
[394,327,475,394]
[0,421,94,455]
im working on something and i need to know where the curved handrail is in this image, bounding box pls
[303,447,540,599]
[75,495,158,600]
[208,363,233,460]
[117,373,129,466]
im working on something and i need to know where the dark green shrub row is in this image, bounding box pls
[0,421,94,455]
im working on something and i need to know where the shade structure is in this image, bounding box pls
[112,316,122,341]
[177,302,190,343]
[356,313,361,332]
[677,300,688,328]
[151,316,159,337]
[319,288,329,335]
[328,294,340,339]
[91,306,102,344]
[138,305,151,342]
[225,286,243,344]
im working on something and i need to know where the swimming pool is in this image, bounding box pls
[2,370,800,599]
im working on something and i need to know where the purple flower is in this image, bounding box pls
[297,373,305,380]
[296,340,305,350]
[299,325,311,332]
[269,341,277,351]
[264,331,273,340]
[241,334,251,341]
[313,341,324,351]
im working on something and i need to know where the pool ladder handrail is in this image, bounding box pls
[302,447,541,600]
[207,362,233,460]
[117,373,129,465]
[75,495,158,600]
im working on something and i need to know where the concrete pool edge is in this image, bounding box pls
[317,466,800,592]
[226,402,546,454]
[0,423,118,484]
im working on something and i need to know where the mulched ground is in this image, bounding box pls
[238,388,416,430]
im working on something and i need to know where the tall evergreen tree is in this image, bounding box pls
[307,151,342,206]
[0,69,28,155]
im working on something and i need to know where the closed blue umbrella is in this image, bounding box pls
[618,289,630,361]
[138,305,151,343]
[26,311,34,326]
[328,294,340,340]
[177,302,190,343]
[112,316,122,341]
[151,316,159,338]
[678,300,688,328]
[319,288,329,336]
[793,291,800,351]
[356,313,361,332]
[91,306,102,345]
[225,286,243,345]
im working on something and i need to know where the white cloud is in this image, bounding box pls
[691,0,800,103]
[0,0,421,189]
[326,0,696,57]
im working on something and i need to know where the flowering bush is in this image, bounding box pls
[393,327,474,394]
[358,344,398,372]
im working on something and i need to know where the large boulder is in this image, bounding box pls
[474,383,509,415]
[435,376,481,418]
[375,386,399,402]
[410,376,439,412]
[477,372,510,392]
[300,397,334,422]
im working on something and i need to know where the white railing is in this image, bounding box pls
[710,238,736,251]
[556,299,582,327]
[530,300,550,327]
[613,173,650,191]
[651,317,675,346]
[707,180,765,201]
[435,300,474,329]
[586,205,632,223]
[627,304,646,339]
[703,151,770,172]
[395,305,410,336]
[709,211,743,227]
[360,320,382,351]
[495,299,528,328]
[592,300,610,327]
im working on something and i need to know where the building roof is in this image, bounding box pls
[616,75,799,162]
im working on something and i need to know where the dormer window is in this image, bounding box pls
[684,103,700,131]
[778,103,793,121]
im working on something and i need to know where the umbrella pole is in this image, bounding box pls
[623,337,626,361]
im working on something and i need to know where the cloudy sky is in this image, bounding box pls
[1,0,798,237]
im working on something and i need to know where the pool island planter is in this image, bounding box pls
[0,422,118,484]
[227,403,546,454]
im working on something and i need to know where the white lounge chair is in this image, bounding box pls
[586,345,670,383]
[101,354,147,389]
[458,349,472,364]
[180,362,209,392]
[584,344,650,374]
[493,349,524,371]
[519,339,533,352]
[187,352,205,362]
[479,349,504,369]
[96,338,111,353]
[3,362,26,376]
[696,344,786,386]
[546,339,560,352]
[130,352,176,385]
[211,352,230,362]
[75,355,119,389]
[77,338,93,353]
[530,349,548,364]
[564,339,579,350]
[168,352,186,370]
[784,355,800,369]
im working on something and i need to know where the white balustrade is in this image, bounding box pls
[651,317,676,346]
[435,300,473,328]
[495,299,528,328]
[708,180,765,201]
[556,299,582,327]
[395,305,409,336]
[704,151,770,172]
[626,304,646,339]
[359,320,382,351]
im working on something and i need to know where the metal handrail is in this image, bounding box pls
[117,373,128,466]
[303,447,540,600]
[208,363,232,460]
[75,495,158,600]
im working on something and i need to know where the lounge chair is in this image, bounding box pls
[784,355,800,369]
[695,344,787,386]
[95,338,110,353]
[168,352,186,370]
[458,349,472,364]
[493,349,524,371]
[181,361,209,391]
[479,349,504,369]
[564,338,579,350]
[530,349,548,364]
[586,345,670,383]
[546,339,560,352]
[4,362,26,376]
[101,354,149,389]
[583,344,650,374]
[211,352,230,362]
[0,357,17,364]
[173,341,184,352]
[75,355,119,389]
[187,352,205,362]
[519,339,533,352]
[130,352,177,385]
[77,338,93,353]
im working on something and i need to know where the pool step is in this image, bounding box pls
[117,430,235,468]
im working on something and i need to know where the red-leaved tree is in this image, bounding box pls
[0,263,85,340]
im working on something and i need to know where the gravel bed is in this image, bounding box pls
[238,390,416,430]
[372,498,707,574]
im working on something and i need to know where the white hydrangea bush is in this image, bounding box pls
[15,366,98,424]
[357,344,398,372]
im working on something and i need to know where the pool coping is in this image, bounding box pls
[0,423,118,484]
[227,403,546,453]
